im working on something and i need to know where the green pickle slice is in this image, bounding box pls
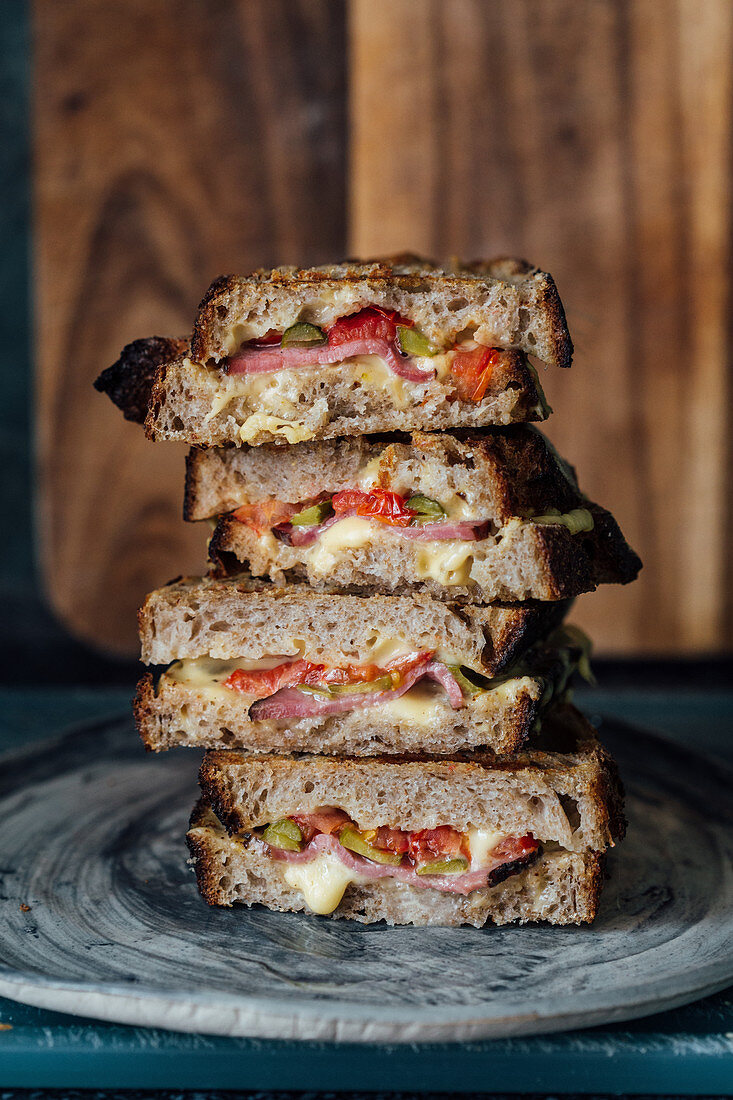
[262,818,303,852]
[339,825,403,865]
[281,322,327,348]
[406,493,447,521]
[445,664,487,697]
[396,325,440,357]
[328,674,395,695]
[290,499,334,526]
[415,856,470,876]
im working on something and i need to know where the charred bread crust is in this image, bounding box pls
[133,671,159,752]
[190,254,572,368]
[94,336,188,423]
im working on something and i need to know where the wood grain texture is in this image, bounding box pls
[36,0,732,656]
[350,0,733,654]
[34,0,347,655]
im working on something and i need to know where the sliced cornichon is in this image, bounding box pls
[290,499,334,526]
[406,493,447,521]
[415,856,469,876]
[339,825,403,865]
[328,674,395,695]
[445,664,487,697]
[262,818,303,852]
[396,325,440,358]
[280,322,327,348]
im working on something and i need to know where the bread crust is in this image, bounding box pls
[94,336,188,423]
[190,255,572,370]
[186,803,605,926]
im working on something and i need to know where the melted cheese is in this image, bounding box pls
[282,853,361,914]
[414,542,475,586]
[379,683,447,725]
[239,414,314,444]
[467,826,507,868]
[307,516,375,574]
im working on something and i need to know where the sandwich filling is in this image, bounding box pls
[224,306,503,401]
[161,626,589,722]
[227,487,594,578]
[246,807,542,913]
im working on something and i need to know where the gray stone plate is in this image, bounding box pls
[0,714,731,1043]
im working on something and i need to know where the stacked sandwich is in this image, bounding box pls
[96,256,640,927]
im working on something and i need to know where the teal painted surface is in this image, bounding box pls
[0,687,732,1091]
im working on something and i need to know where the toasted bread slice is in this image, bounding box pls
[191,255,572,368]
[184,425,583,522]
[138,575,571,673]
[197,704,625,854]
[187,802,605,926]
[94,255,572,446]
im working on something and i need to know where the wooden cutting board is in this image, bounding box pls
[35,0,733,656]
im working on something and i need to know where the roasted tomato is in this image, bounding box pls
[223,659,327,697]
[374,826,410,853]
[450,346,502,402]
[332,487,415,527]
[327,307,412,348]
[231,499,298,535]
[408,826,468,864]
[292,807,351,843]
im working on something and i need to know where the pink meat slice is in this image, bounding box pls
[226,337,434,383]
[264,832,539,897]
[248,659,465,720]
[276,513,488,547]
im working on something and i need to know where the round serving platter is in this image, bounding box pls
[0,713,731,1043]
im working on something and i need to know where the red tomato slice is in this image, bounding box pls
[374,826,410,853]
[231,499,298,536]
[408,826,468,863]
[319,650,431,687]
[292,808,351,843]
[488,834,540,862]
[327,307,412,348]
[332,488,415,527]
[251,329,282,346]
[450,346,502,402]
[223,659,326,697]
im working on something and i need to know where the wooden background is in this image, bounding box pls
[34,0,733,657]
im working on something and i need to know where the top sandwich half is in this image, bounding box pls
[95,255,572,447]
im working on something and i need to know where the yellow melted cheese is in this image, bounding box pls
[239,414,315,445]
[282,853,362,914]
[467,826,507,868]
[414,541,475,586]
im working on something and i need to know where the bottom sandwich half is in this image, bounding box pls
[186,704,624,927]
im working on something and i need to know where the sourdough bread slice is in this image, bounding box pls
[197,705,624,854]
[184,426,584,522]
[138,575,571,674]
[191,255,572,368]
[187,802,605,926]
